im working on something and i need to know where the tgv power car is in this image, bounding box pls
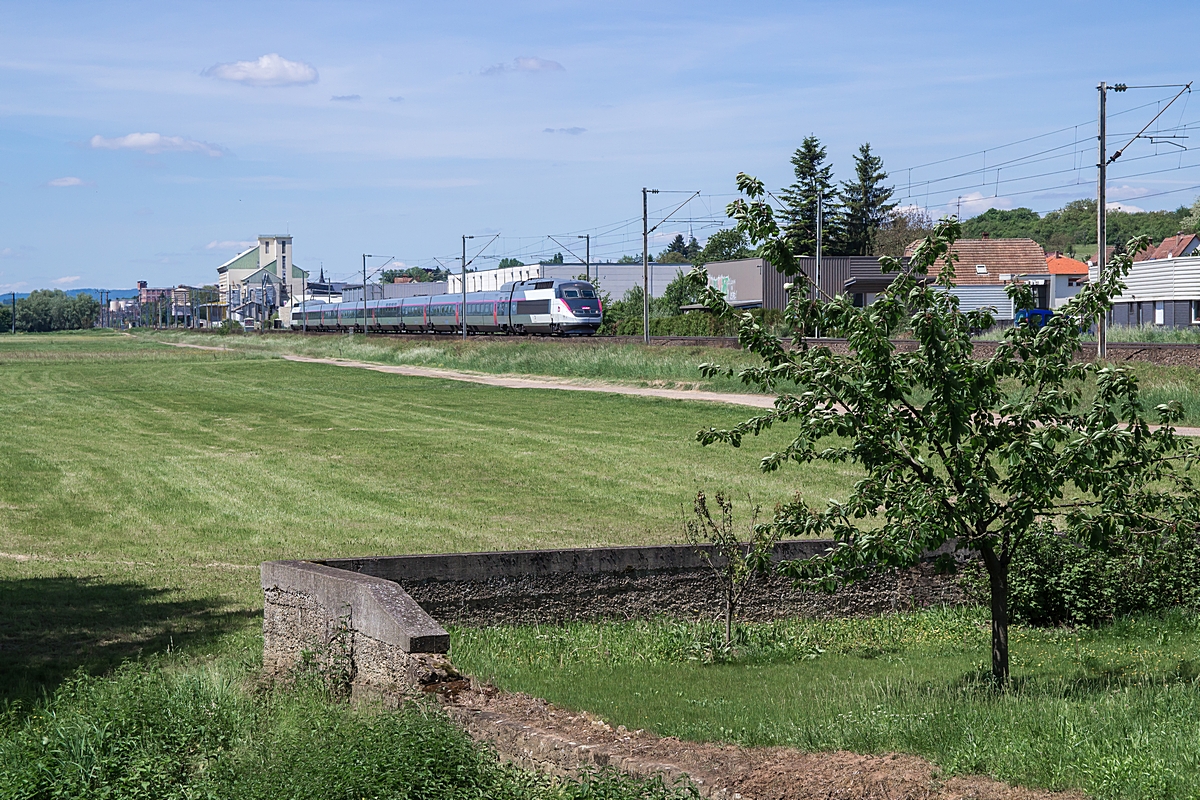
[293,278,602,335]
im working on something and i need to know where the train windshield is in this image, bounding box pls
[561,286,597,299]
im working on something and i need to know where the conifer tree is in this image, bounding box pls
[778,136,841,256]
[840,143,896,255]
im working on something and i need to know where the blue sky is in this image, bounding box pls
[1,1,1197,291]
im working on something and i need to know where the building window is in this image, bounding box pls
[975,264,988,275]
[1192,301,1200,325]
[1155,301,1165,326]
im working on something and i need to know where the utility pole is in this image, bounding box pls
[1097,82,1107,360]
[462,235,473,340]
[815,193,823,339]
[362,253,369,335]
[642,188,652,345]
[10,292,15,334]
[582,234,590,282]
[1093,79,1190,358]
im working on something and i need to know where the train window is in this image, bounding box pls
[580,288,596,298]
[534,281,553,290]
[563,289,579,298]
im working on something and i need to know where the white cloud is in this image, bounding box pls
[202,53,318,87]
[1107,185,1150,201]
[482,56,564,76]
[51,276,80,286]
[90,133,224,157]
[543,127,586,135]
[48,176,84,187]
[331,94,361,102]
[204,240,256,251]
[1106,202,1146,213]
[951,192,1012,218]
[388,96,404,102]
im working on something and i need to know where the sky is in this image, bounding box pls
[1,1,1198,291]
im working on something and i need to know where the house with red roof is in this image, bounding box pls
[1045,254,1089,309]
[903,235,1053,321]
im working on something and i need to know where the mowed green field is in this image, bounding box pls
[0,331,851,699]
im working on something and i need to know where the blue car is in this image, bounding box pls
[1014,308,1054,329]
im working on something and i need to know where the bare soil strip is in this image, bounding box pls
[443,685,1083,800]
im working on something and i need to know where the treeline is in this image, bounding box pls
[0,290,101,332]
[961,198,1200,253]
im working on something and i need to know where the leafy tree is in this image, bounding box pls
[1181,196,1200,235]
[382,266,446,283]
[541,252,564,265]
[692,172,1200,685]
[0,301,10,332]
[658,269,702,315]
[873,207,934,258]
[839,143,896,255]
[497,257,525,268]
[617,254,642,264]
[14,290,100,332]
[778,136,840,256]
[695,229,752,264]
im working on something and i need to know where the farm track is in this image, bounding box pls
[263,329,1200,367]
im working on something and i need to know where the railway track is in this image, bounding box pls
[259,328,1200,366]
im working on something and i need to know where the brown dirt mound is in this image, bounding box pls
[442,684,1083,800]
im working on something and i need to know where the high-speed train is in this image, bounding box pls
[293,277,602,335]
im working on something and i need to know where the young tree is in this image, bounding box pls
[689,172,1200,685]
[683,490,778,649]
[778,136,840,256]
[840,143,896,255]
[873,206,934,258]
[498,257,526,268]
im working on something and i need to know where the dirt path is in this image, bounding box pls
[278,353,778,408]
[147,338,1200,434]
[443,684,1083,800]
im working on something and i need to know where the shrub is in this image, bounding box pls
[962,529,1200,626]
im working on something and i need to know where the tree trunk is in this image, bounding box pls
[980,545,1010,686]
[725,596,733,649]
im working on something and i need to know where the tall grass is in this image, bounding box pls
[452,609,1200,800]
[141,330,769,393]
[0,656,695,800]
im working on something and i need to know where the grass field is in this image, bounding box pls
[0,330,842,702]
[6,330,1200,799]
[140,329,1200,427]
[453,610,1200,800]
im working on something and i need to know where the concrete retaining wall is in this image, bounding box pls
[262,542,961,695]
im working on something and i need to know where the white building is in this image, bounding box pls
[216,235,307,326]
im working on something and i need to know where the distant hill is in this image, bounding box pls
[6,288,140,301]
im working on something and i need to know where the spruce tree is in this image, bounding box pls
[840,142,896,255]
[778,136,840,256]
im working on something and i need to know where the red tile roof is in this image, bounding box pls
[904,238,1047,285]
[1046,255,1088,275]
[1134,233,1200,261]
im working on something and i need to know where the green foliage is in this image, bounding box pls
[658,234,700,264]
[840,142,896,256]
[683,491,777,648]
[542,252,565,265]
[777,135,839,256]
[964,529,1200,627]
[704,173,1200,684]
[960,199,1193,250]
[498,257,526,268]
[658,270,702,316]
[215,319,243,335]
[617,254,643,264]
[1181,196,1200,234]
[12,290,101,332]
[0,660,695,800]
[0,302,10,333]
[382,266,448,283]
[694,229,751,264]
